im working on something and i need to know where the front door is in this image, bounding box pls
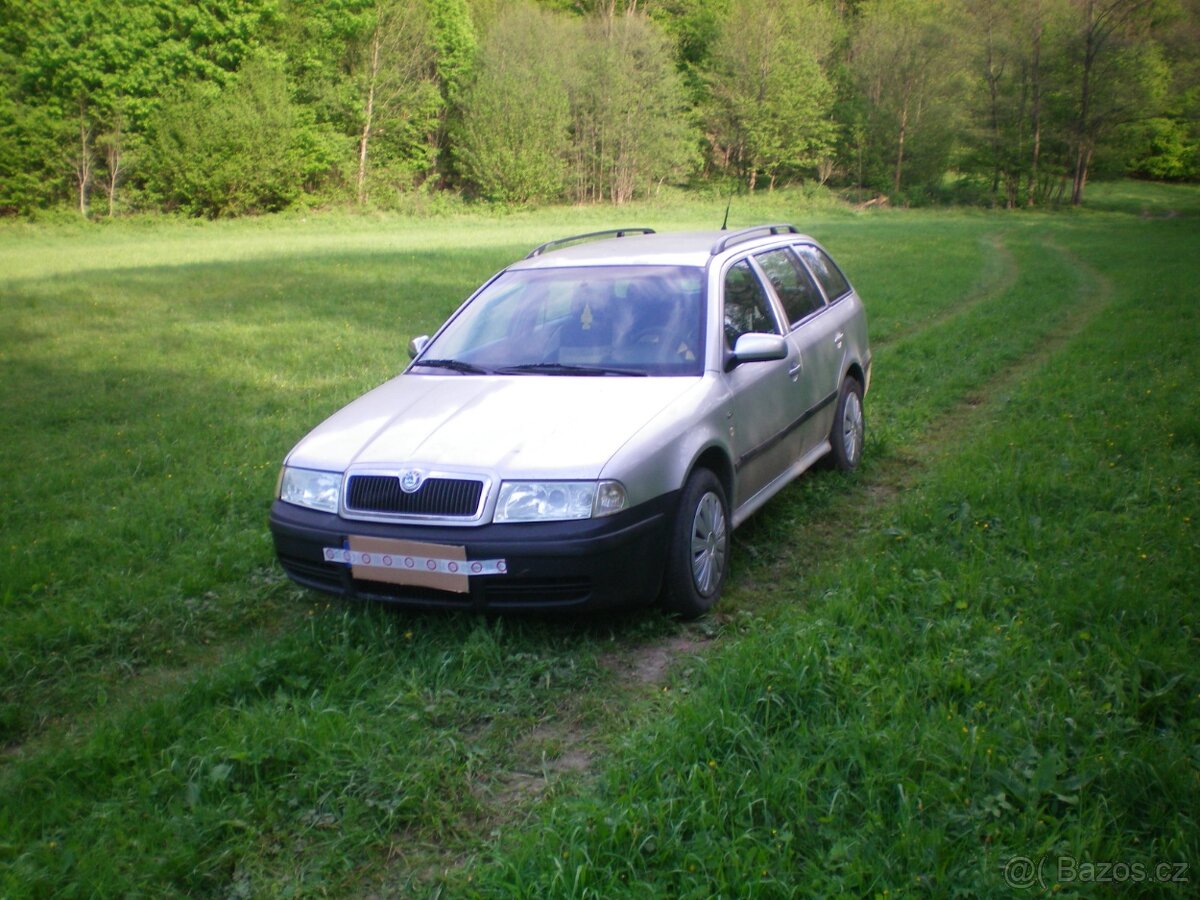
[720,258,801,510]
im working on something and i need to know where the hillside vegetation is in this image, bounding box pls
[3,0,1198,217]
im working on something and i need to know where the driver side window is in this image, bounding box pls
[723,259,779,348]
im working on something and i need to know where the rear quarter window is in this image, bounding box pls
[754,247,825,327]
[796,244,851,301]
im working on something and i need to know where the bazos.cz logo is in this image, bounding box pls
[1003,855,1190,890]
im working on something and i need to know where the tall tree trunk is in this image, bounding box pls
[894,95,909,195]
[75,100,93,218]
[985,21,1003,198]
[1072,142,1093,205]
[99,111,125,218]
[1071,12,1094,207]
[1027,23,1042,206]
[357,27,382,206]
[104,138,120,218]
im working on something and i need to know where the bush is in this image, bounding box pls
[453,4,573,204]
[146,55,334,217]
[1117,117,1199,181]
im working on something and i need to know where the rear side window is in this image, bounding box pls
[795,244,851,301]
[755,248,826,326]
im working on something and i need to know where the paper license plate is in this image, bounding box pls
[323,537,507,594]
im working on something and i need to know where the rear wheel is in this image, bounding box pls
[828,376,864,471]
[662,469,729,619]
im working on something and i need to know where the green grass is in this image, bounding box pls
[464,206,1200,896]
[1,183,1197,896]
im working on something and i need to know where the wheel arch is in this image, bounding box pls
[844,360,867,393]
[687,444,735,510]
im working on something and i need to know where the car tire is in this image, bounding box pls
[662,468,729,619]
[828,376,865,471]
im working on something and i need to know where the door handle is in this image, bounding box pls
[834,331,845,348]
[788,362,802,379]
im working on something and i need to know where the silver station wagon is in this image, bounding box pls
[269,224,870,617]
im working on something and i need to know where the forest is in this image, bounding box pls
[1,0,1197,218]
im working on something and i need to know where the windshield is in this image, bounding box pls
[413,265,706,377]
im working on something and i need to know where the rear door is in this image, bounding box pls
[751,246,839,451]
[794,241,864,412]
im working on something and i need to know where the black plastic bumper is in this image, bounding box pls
[268,493,676,613]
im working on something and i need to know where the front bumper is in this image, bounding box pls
[269,493,676,612]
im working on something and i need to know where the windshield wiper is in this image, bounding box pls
[497,362,648,377]
[412,358,492,375]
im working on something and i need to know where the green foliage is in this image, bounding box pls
[426,0,478,104]
[1117,116,1199,179]
[566,13,699,203]
[455,3,572,203]
[457,6,696,204]
[851,0,966,194]
[271,0,380,163]
[0,0,1196,215]
[648,0,731,67]
[146,55,334,216]
[346,0,443,203]
[0,91,61,213]
[704,0,838,190]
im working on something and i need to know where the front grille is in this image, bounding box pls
[346,474,484,517]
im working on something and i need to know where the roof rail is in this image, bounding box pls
[525,228,656,259]
[710,223,799,256]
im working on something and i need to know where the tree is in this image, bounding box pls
[147,55,331,216]
[1059,0,1170,204]
[1118,115,1198,178]
[704,0,838,190]
[69,97,95,216]
[95,106,135,218]
[960,0,1066,206]
[0,0,278,214]
[566,11,697,203]
[0,89,61,214]
[348,0,441,204]
[851,0,966,196]
[645,0,731,89]
[454,3,572,203]
[426,0,477,106]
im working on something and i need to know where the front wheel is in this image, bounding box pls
[662,469,729,619]
[828,376,864,471]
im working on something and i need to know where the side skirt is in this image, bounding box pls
[731,439,831,529]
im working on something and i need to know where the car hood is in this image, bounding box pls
[286,374,704,478]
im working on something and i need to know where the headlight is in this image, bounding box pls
[279,467,341,514]
[493,480,627,523]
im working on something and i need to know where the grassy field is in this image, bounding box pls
[1,183,1197,896]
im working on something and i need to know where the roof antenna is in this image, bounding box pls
[720,189,733,231]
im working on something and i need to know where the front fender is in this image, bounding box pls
[599,376,734,509]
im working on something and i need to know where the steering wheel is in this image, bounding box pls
[629,326,673,348]
[629,325,693,361]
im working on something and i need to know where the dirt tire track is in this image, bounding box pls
[899,237,1112,472]
[874,232,1019,348]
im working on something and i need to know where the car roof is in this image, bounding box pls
[510,226,821,271]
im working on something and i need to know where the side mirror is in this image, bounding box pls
[727,332,787,369]
[407,335,430,360]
